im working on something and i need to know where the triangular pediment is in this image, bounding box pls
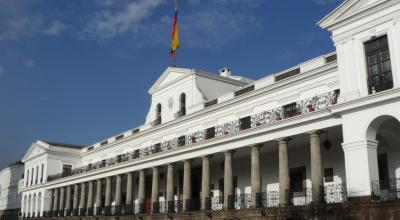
[148,67,193,95]
[318,0,391,30]
[22,141,49,162]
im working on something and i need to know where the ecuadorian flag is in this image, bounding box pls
[170,0,179,60]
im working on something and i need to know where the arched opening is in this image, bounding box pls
[367,115,400,200]
[156,104,162,125]
[179,93,186,116]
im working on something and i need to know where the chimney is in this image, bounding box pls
[219,67,231,77]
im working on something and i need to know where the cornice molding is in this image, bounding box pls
[82,63,338,156]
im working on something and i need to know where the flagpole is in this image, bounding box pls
[173,0,178,67]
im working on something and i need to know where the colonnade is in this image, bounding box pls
[42,131,323,217]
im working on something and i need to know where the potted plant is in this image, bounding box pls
[256,121,261,126]
[296,111,302,116]
[275,112,281,121]
[191,136,197,144]
[308,104,315,112]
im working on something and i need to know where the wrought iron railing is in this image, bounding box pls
[324,183,347,204]
[234,193,251,209]
[259,191,279,208]
[47,90,339,182]
[371,178,400,201]
[211,197,223,211]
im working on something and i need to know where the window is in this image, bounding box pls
[204,99,218,108]
[364,35,393,94]
[31,168,34,185]
[283,102,298,119]
[35,166,39,184]
[324,168,334,183]
[239,116,251,130]
[41,164,44,183]
[234,85,255,97]
[205,127,215,140]
[62,164,72,176]
[179,93,186,116]
[26,170,29,186]
[276,68,300,81]
[155,104,162,125]
[116,134,124,140]
[177,136,186,147]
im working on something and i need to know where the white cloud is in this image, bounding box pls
[0,65,4,77]
[82,0,264,49]
[84,0,165,39]
[0,16,44,40]
[43,20,66,36]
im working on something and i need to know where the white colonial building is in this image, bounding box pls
[0,161,24,220]
[19,0,400,219]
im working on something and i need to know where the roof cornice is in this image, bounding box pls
[82,62,338,156]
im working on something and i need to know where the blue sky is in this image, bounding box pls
[0,0,341,169]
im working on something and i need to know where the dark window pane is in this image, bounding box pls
[364,35,393,94]
[324,168,334,183]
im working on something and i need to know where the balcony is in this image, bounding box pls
[371,178,400,202]
[47,90,340,182]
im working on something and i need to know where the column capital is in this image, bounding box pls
[306,130,323,136]
[166,162,175,167]
[224,150,236,155]
[183,158,195,163]
[152,166,159,171]
[275,137,292,143]
[201,154,213,159]
[250,143,263,150]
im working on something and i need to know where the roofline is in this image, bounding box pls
[317,0,350,28]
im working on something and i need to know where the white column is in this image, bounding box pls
[21,194,25,218]
[390,20,400,88]
[342,140,379,197]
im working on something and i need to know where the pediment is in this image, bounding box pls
[22,141,49,162]
[318,0,390,30]
[148,67,192,95]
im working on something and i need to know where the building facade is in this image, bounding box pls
[0,161,24,220]
[19,0,400,219]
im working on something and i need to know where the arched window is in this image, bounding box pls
[156,103,162,125]
[179,93,186,116]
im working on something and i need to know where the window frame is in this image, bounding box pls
[364,35,393,94]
